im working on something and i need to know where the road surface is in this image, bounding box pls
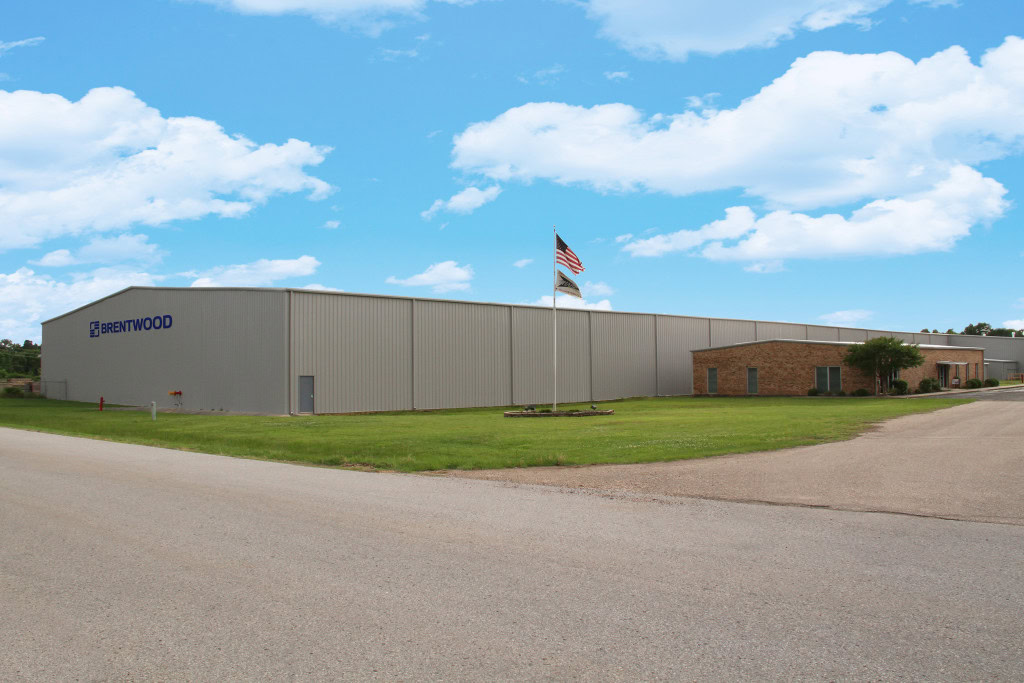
[2,426,1023,679]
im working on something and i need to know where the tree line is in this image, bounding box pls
[919,322,1022,337]
[0,339,41,379]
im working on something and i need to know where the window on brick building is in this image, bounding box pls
[747,367,758,394]
[815,366,842,393]
[707,368,718,394]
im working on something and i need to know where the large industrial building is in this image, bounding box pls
[41,287,1024,414]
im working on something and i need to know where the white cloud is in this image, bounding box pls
[518,64,566,85]
[513,258,533,268]
[386,260,473,292]
[0,36,45,56]
[323,220,340,229]
[189,0,472,33]
[819,309,873,326]
[624,166,1007,262]
[529,294,613,311]
[582,0,949,61]
[0,86,331,250]
[30,234,162,267]
[300,283,342,291]
[614,233,633,243]
[1002,319,1024,329]
[33,249,76,267]
[604,71,629,80]
[421,185,501,220]
[583,281,614,297]
[0,266,158,342]
[456,37,1024,266]
[190,255,320,287]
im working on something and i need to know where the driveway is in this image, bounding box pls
[454,401,1024,525]
[2,427,1023,679]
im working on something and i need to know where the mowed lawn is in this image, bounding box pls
[0,396,969,472]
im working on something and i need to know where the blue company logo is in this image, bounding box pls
[88,314,173,338]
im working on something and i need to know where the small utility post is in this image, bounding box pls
[151,401,157,421]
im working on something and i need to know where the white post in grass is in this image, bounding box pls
[552,226,558,413]
[151,401,156,421]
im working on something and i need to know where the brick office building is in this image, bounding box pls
[692,340,985,396]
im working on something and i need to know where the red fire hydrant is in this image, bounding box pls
[99,396,104,411]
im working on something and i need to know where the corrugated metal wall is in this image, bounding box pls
[512,307,591,405]
[412,300,512,410]
[43,287,1024,414]
[809,325,841,341]
[657,316,709,396]
[756,322,806,340]
[591,313,657,400]
[290,292,413,413]
[42,288,288,413]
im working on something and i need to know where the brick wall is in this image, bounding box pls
[692,341,984,396]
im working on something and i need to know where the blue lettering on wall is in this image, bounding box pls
[88,314,174,338]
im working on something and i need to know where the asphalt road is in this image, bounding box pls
[459,401,1024,525]
[2,427,1023,680]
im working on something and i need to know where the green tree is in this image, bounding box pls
[945,328,956,334]
[962,322,992,336]
[843,337,925,395]
[988,328,1016,337]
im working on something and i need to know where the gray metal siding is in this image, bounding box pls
[808,325,840,341]
[591,313,656,400]
[512,307,590,405]
[837,328,867,342]
[290,293,413,413]
[657,316,709,395]
[41,289,287,414]
[711,319,756,347]
[756,322,806,341]
[949,335,1015,361]
[414,300,512,409]
[889,331,916,343]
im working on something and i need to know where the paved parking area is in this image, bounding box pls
[2,427,1023,680]
[456,401,1024,525]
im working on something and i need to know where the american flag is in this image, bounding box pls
[555,234,584,274]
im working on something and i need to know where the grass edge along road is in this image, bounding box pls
[0,397,970,472]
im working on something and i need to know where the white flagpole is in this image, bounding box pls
[552,226,558,412]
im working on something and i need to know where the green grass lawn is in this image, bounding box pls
[0,396,969,472]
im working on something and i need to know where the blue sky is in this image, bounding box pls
[1,0,1022,342]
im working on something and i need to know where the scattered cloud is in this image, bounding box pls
[518,64,565,85]
[581,0,949,61]
[455,37,1024,267]
[529,294,613,310]
[685,92,719,109]
[386,260,473,292]
[513,258,533,268]
[421,185,501,220]
[0,36,45,56]
[744,260,784,273]
[30,234,162,267]
[583,281,614,297]
[323,220,340,229]
[614,233,633,243]
[819,309,873,326]
[378,47,419,60]
[186,0,473,34]
[300,283,342,291]
[0,265,158,342]
[1002,319,1024,329]
[604,70,629,80]
[190,255,320,287]
[0,86,331,251]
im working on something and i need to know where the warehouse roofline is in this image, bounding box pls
[34,286,1003,347]
[693,338,985,352]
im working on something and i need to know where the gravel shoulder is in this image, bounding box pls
[450,401,1024,525]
